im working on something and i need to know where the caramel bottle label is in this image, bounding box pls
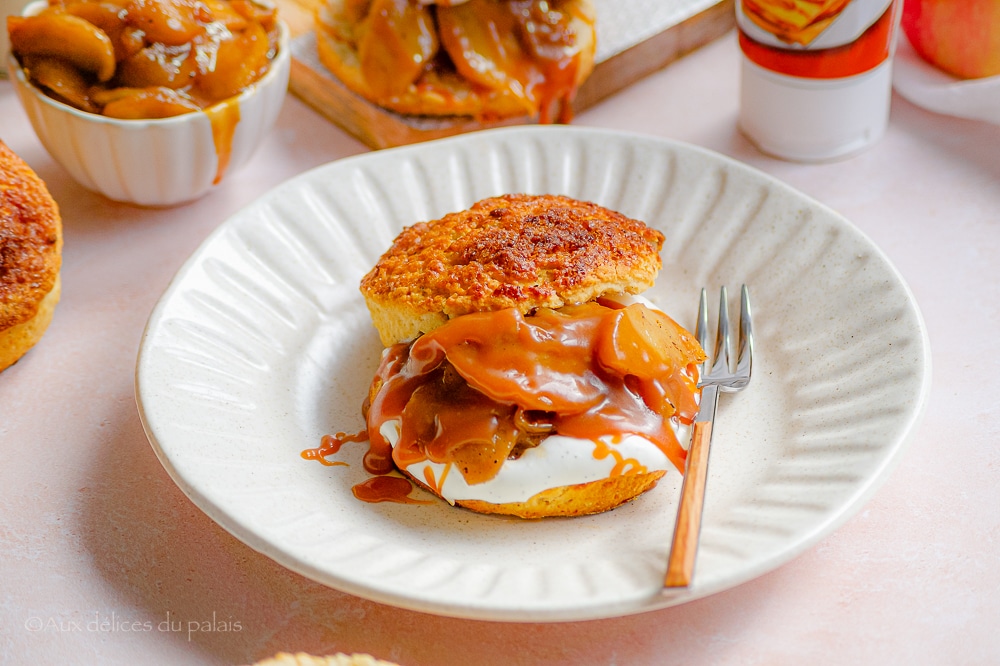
[738,0,901,78]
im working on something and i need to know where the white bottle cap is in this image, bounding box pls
[738,56,895,162]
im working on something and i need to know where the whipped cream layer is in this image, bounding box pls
[381,419,690,505]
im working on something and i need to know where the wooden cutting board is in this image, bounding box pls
[274,0,735,149]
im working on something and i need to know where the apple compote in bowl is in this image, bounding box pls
[6,0,290,206]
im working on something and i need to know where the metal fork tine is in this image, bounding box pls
[736,284,753,383]
[711,286,731,378]
[696,288,709,371]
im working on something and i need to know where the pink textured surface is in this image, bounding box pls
[2,32,999,665]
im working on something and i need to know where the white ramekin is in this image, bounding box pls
[7,0,290,207]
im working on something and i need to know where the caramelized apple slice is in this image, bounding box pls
[123,0,204,46]
[227,0,275,31]
[98,86,201,118]
[8,12,117,82]
[436,0,533,100]
[194,21,270,102]
[356,0,438,99]
[90,85,145,106]
[518,0,595,64]
[597,303,706,380]
[202,0,250,32]
[423,305,608,414]
[63,2,128,61]
[341,0,373,27]
[22,55,98,112]
[116,26,147,62]
[116,41,196,89]
[401,370,519,486]
[438,0,594,121]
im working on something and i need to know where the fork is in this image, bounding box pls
[664,285,754,588]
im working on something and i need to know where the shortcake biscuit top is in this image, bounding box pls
[359,194,664,346]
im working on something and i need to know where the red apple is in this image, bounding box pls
[902,0,1000,79]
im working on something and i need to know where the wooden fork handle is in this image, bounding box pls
[664,419,713,588]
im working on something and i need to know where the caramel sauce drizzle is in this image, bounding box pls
[205,100,241,185]
[302,431,432,504]
[301,431,367,466]
[511,0,588,123]
[423,463,452,497]
[593,439,649,477]
[365,301,703,487]
[352,476,433,505]
[304,301,704,505]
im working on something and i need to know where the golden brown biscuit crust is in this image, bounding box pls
[0,275,61,373]
[0,141,61,332]
[455,471,666,519]
[0,141,62,372]
[360,194,665,346]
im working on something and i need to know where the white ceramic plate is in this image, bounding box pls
[136,126,931,622]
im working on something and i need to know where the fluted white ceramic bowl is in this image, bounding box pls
[6,1,290,206]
